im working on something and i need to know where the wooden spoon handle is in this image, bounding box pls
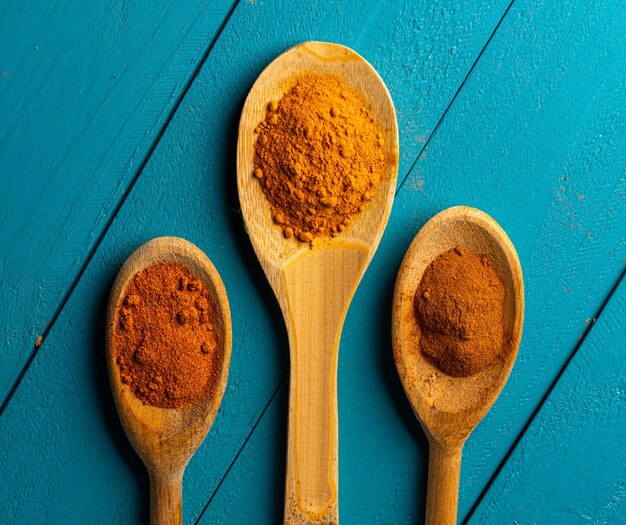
[425,442,463,525]
[149,473,183,525]
[281,248,367,524]
[284,357,339,525]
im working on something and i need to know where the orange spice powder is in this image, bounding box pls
[253,72,387,243]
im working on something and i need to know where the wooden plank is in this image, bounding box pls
[0,0,514,523]
[0,0,235,405]
[198,381,290,524]
[469,274,626,523]
[196,0,626,521]
[0,0,512,408]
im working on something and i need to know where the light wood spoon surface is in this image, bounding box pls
[106,236,232,525]
[238,41,398,524]
[392,206,524,525]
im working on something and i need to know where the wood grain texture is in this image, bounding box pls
[0,0,515,523]
[393,207,523,524]
[237,41,398,523]
[425,443,463,525]
[0,0,235,405]
[106,237,231,525]
[150,475,183,525]
[469,274,626,523]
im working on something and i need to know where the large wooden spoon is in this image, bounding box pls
[238,42,398,524]
[106,236,231,525]
[392,206,524,525]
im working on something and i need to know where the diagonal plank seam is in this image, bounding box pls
[1,0,517,421]
[0,0,241,419]
[395,0,516,195]
[193,0,521,510]
[194,374,288,525]
[462,266,626,525]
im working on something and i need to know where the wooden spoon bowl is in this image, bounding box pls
[106,236,231,525]
[392,206,523,524]
[238,41,398,524]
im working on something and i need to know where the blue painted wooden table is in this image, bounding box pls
[1,0,625,523]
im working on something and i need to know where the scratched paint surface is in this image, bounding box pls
[0,0,235,405]
[0,0,625,523]
[470,277,626,523]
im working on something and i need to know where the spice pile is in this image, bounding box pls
[253,73,386,243]
[111,262,221,408]
[414,246,508,377]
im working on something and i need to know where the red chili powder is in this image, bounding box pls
[111,262,221,408]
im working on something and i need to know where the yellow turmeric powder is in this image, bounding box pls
[253,73,386,243]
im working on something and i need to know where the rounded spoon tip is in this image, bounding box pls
[237,41,399,277]
[105,236,232,477]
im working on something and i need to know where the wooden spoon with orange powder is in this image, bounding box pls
[238,42,398,524]
[393,206,524,525]
[106,237,231,525]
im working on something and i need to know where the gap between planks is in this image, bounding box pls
[194,375,288,525]
[0,0,241,419]
[462,266,626,524]
[395,0,516,196]
[0,0,523,512]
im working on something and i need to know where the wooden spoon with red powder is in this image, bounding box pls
[106,237,231,525]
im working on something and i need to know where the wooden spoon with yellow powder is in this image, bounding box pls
[238,42,398,524]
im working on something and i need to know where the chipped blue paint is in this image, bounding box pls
[470,275,626,523]
[0,0,235,405]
